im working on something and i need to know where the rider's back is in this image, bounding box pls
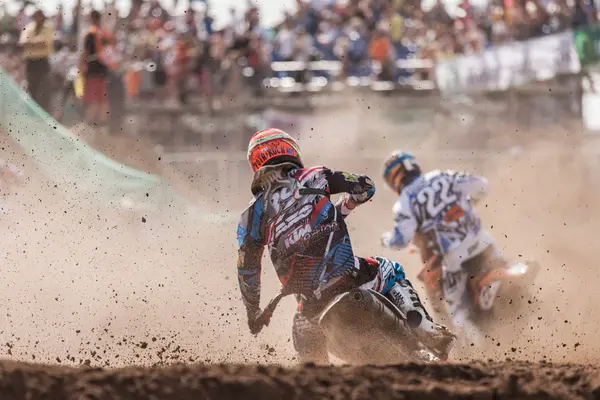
[238,163,367,298]
[397,169,488,256]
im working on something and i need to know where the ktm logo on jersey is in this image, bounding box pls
[284,221,340,248]
[284,224,312,248]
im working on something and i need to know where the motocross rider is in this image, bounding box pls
[381,151,501,334]
[237,129,456,363]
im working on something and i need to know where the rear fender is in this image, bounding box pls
[317,292,348,326]
[506,260,540,283]
[473,260,541,313]
[478,260,540,288]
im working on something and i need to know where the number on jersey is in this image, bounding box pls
[416,177,458,218]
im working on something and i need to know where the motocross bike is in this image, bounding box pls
[249,191,451,364]
[252,286,445,364]
[412,231,541,343]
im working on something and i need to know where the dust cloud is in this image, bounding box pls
[1,94,599,371]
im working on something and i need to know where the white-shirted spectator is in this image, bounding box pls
[277,19,296,60]
[19,9,54,113]
[292,27,313,62]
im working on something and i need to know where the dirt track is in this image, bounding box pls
[3,89,600,397]
[0,359,599,399]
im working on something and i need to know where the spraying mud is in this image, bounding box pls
[1,91,600,397]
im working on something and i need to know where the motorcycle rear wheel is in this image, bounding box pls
[319,289,438,364]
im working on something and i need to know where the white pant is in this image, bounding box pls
[441,230,500,321]
[442,230,495,273]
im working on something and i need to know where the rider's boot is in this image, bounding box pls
[387,279,457,360]
[292,304,329,364]
[465,247,507,311]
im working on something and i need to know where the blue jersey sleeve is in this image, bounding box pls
[236,198,265,316]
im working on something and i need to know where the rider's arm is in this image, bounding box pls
[453,172,489,203]
[382,195,418,249]
[236,199,265,319]
[323,169,376,217]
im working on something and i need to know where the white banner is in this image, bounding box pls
[435,31,581,93]
[582,71,600,131]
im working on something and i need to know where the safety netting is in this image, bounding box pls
[0,66,236,223]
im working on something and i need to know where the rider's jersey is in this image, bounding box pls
[236,163,375,315]
[384,169,489,256]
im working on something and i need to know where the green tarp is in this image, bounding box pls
[0,66,237,223]
[574,24,600,68]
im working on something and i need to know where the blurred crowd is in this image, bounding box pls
[267,0,598,79]
[1,0,599,109]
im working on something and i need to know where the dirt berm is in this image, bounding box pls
[0,359,598,399]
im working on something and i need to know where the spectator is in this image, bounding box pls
[276,18,296,61]
[382,3,404,54]
[184,6,198,37]
[315,13,342,60]
[572,0,597,28]
[71,4,79,38]
[224,7,242,46]
[6,0,600,108]
[369,23,395,80]
[104,0,119,34]
[341,17,370,76]
[296,0,319,36]
[81,10,114,129]
[142,0,169,26]
[155,21,177,101]
[247,34,268,95]
[202,5,215,39]
[487,7,510,46]
[293,27,313,62]
[16,4,29,34]
[425,2,454,29]
[545,1,572,34]
[55,5,64,34]
[510,4,533,40]
[173,31,193,104]
[525,0,552,38]
[18,9,54,113]
[246,7,262,37]
[310,0,334,12]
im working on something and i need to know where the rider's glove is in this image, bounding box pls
[336,196,357,218]
[247,308,269,335]
[381,231,394,248]
[467,195,479,207]
[248,314,264,335]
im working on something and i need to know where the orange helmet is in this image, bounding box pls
[247,129,303,172]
